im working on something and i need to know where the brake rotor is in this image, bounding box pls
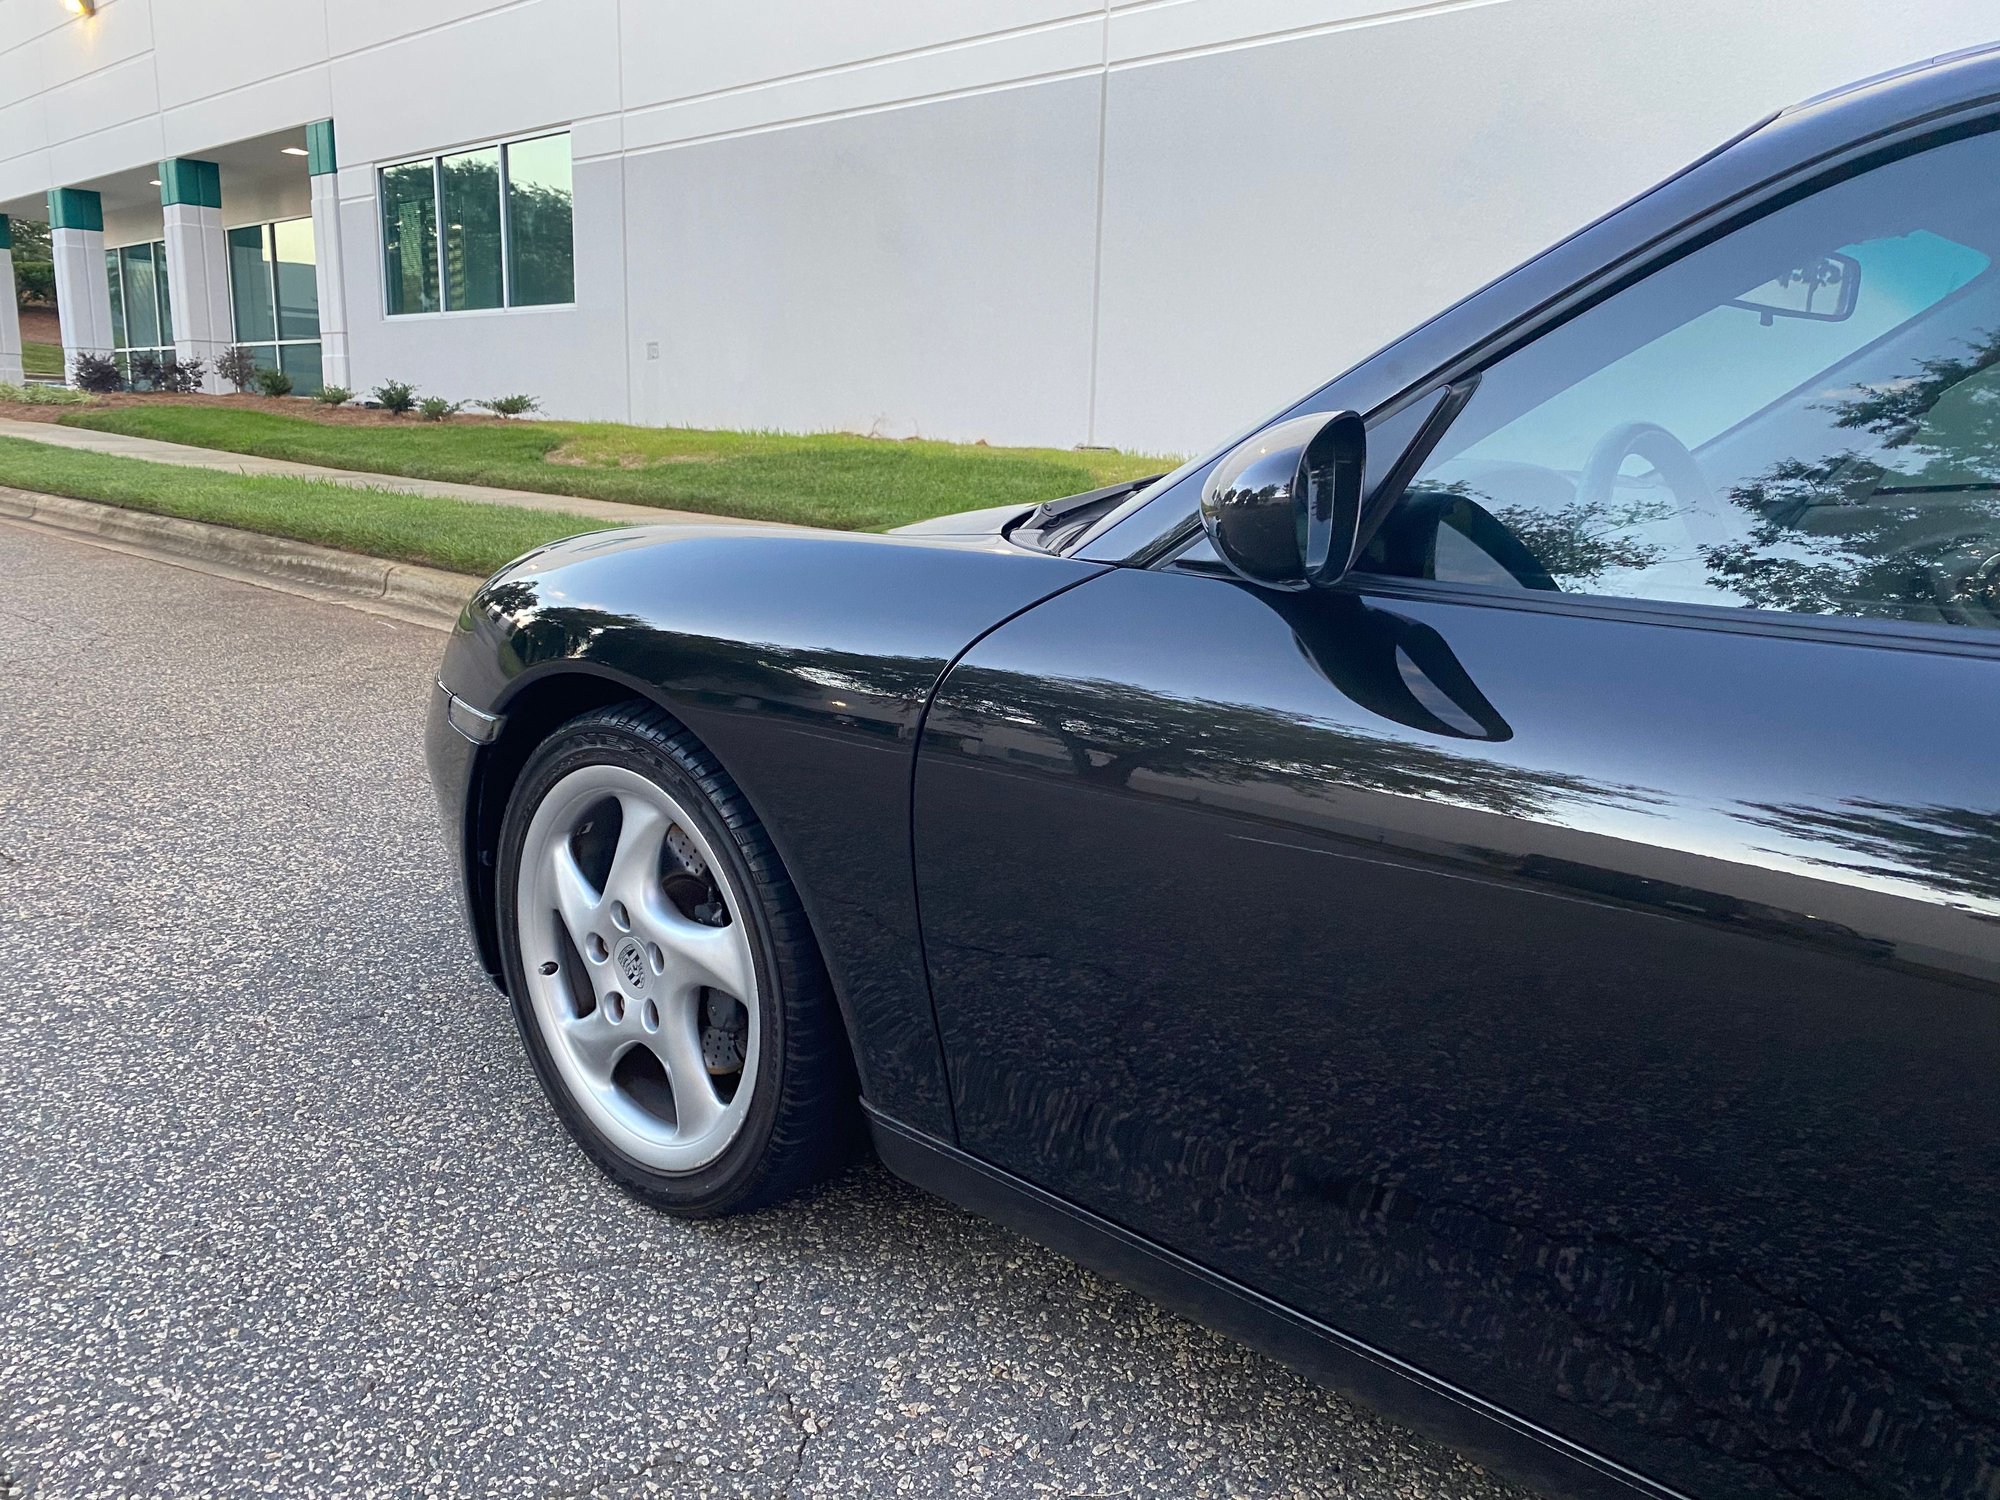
[660,823,728,925]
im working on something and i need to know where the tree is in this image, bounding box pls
[10,218,53,308]
[1703,325,2000,621]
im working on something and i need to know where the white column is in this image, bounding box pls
[306,121,350,391]
[158,159,232,393]
[161,204,231,392]
[52,230,113,360]
[0,220,22,385]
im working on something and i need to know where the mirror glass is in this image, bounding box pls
[1726,250,1861,324]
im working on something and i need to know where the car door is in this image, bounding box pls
[913,127,2000,1499]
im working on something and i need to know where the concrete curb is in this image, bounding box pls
[0,485,478,628]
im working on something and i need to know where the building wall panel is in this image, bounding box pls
[1090,0,2000,455]
[152,0,329,114]
[329,0,619,164]
[621,75,1102,447]
[618,0,1100,113]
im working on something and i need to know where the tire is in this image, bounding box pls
[494,701,855,1216]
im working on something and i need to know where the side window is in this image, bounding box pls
[1361,127,2000,631]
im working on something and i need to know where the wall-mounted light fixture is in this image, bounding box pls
[280,147,309,157]
[62,0,95,17]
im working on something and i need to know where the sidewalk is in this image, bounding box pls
[0,416,765,530]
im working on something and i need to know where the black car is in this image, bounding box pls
[429,48,2000,1500]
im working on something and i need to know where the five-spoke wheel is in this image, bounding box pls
[496,704,854,1215]
[518,762,758,1172]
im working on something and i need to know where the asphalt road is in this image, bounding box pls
[0,522,1531,1500]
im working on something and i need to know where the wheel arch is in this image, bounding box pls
[464,664,874,1103]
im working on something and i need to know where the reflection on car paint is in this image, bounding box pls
[456,527,1109,1141]
[916,564,2000,1500]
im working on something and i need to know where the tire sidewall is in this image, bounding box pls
[495,716,790,1212]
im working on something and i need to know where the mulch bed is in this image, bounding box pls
[0,392,510,427]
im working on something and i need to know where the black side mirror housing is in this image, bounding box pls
[1198,411,1366,591]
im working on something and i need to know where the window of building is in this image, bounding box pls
[381,132,573,316]
[105,240,173,386]
[227,218,323,393]
[1362,128,2000,633]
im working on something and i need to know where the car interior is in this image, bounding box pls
[1358,126,2000,630]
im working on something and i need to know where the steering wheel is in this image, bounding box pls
[1575,422,1726,547]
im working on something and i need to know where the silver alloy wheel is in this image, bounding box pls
[516,763,761,1173]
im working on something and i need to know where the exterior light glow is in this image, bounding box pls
[148,178,162,186]
[63,0,94,15]
[280,147,309,157]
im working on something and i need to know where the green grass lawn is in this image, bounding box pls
[21,339,63,379]
[0,436,615,574]
[54,405,1172,531]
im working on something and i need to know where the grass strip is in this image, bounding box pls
[21,340,64,379]
[56,406,1170,531]
[0,435,615,576]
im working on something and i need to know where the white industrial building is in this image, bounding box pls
[0,0,1994,456]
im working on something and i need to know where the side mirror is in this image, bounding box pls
[1199,410,1366,591]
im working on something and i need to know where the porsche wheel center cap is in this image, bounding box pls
[614,937,650,992]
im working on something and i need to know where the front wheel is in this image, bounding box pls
[495,702,855,1215]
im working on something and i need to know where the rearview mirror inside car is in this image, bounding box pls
[1198,410,1366,592]
[1727,250,1862,324]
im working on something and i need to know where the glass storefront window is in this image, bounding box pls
[104,249,127,350]
[272,218,319,340]
[382,158,441,315]
[505,133,574,307]
[119,244,161,349]
[228,225,276,343]
[441,147,504,311]
[105,240,175,385]
[381,131,572,314]
[227,218,323,394]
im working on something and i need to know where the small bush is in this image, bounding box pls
[0,382,93,406]
[126,350,165,391]
[417,396,462,422]
[216,346,259,393]
[475,393,540,419]
[314,384,352,407]
[253,367,295,398]
[161,356,205,395]
[372,380,418,417]
[15,260,54,305]
[71,352,123,393]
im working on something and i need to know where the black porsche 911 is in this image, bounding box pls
[428,47,2000,1500]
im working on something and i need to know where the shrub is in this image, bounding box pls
[0,382,93,406]
[161,356,205,395]
[215,345,259,393]
[372,380,418,416]
[417,396,462,422]
[314,384,352,407]
[14,260,54,306]
[475,393,540,419]
[126,350,165,391]
[253,367,295,398]
[70,352,123,393]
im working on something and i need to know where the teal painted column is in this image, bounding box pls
[0,215,22,384]
[48,186,114,378]
[306,120,350,390]
[159,158,232,391]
